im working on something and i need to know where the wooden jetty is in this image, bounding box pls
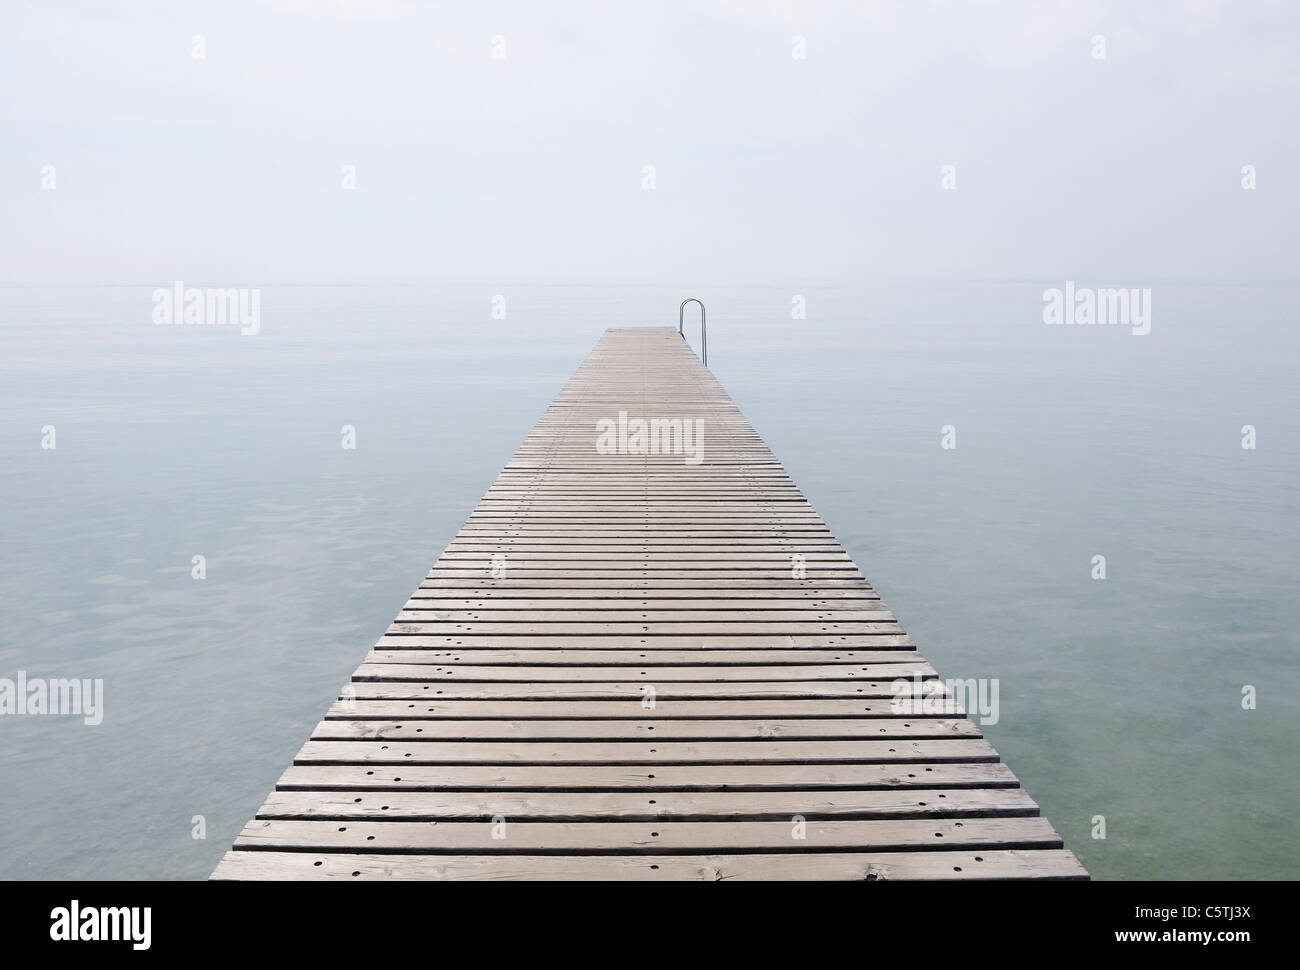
[213,326,1086,881]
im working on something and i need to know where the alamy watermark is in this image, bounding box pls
[596,411,705,465]
[1043,280,1151,336]
[50,900,150,950]
[890,673,1000,725]
[1,671,103,725]
[151,280,261,335]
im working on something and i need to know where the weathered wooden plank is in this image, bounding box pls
[353,663,934,682]
[404,597,884,609]
[310,717,980,741]
[213,848,1089,881]
[383,623,902,637]
[375,635,918,649]
[274,761,1017,791]
[254,787,1036,821]
[340,681,940,700]
[424,569,866,578]
[292,738,998,765]
[393,610,895,624]
[445,537,843,545]
[364,650,924,665]
[324,698,966,719]
[233,817,1063,853]
[415,579,878,590]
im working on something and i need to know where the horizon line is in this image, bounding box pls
[2,277,1298,290]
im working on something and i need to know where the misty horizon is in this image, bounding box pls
[4,0,1298,286]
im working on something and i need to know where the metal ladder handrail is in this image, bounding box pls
[678,298,707,366]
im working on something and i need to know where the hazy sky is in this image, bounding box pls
[2,0,1297,285]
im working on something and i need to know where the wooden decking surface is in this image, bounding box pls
[213,327,1086,881]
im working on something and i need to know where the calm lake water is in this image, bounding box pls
[1,283,1296,880]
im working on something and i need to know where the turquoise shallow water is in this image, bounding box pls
[0,283,1296,879]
